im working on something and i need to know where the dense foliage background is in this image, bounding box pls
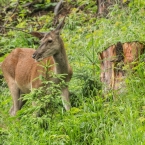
[1,0,145,144]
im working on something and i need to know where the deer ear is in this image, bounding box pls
[54,29,60,35]
[55,16,66,31]
[30,31,45,39]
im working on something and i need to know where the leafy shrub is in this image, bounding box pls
[1,0,145,144]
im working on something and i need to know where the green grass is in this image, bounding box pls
[1,0,145,144]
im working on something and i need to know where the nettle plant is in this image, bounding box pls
[77,34,101,97]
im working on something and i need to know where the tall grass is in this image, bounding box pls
[1,1,145,144]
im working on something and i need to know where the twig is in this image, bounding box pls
[0,26,31,34]
[54,0,63,16]
[53,0,63,26]
[4,0,19,26]
[1,0,20,33]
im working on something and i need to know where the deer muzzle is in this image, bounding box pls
[32,51,43,62]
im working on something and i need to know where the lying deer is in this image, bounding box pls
[1,18,72,116]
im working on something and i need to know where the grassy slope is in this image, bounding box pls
[1,0,145,144]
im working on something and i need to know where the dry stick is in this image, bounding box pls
[0,0,65,34]
[4,0,20,26]
[0,26,31,34]
[54,0,63,16]
[1,0,20,33]
[53,0,63,26]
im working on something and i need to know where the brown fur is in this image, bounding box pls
[2,47,72,116]
[1,19,72,116]
[2,48,55,92]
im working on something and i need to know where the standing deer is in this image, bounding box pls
[1,18,72,116]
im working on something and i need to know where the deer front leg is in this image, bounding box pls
[8,81,21,116]
[61,87,71,111]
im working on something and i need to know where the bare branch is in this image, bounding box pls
[53,0,63,26]
[0,26,31,34]
[54,0,63,16]
[1,0,20,33]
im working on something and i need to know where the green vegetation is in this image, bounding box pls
[1,0,145,144]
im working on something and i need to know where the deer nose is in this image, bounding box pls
[32,53,36,59]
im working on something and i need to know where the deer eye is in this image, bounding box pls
[48,39,53,43]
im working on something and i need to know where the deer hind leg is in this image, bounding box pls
[19,91,27,109]
[61,87,71,111]
[7,80,21,116]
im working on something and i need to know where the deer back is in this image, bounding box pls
[2,48,55,93]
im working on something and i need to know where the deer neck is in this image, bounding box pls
[53,40,69,75]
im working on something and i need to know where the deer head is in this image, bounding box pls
[32,17,65,62]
